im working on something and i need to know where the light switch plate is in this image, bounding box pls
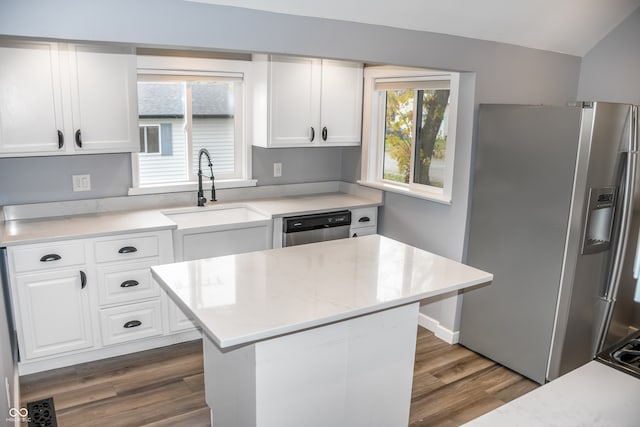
[72,174,91,192]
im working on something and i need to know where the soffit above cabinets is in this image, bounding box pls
[187,0,640,56]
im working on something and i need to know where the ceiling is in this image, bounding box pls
[188,0,640,56]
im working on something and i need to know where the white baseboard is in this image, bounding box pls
[417,313,459,344]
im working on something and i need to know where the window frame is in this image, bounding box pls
[139,124,161,154]
[359,66,460,204]
[129,55,256,195]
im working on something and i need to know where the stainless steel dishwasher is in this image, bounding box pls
[282,210,351,247]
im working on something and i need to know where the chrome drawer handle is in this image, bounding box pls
[120,280,140,288]
[123,320,142,329]
[40,254,62,262]
[118,246,138,254]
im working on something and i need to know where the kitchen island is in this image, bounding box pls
[151,235,492,427]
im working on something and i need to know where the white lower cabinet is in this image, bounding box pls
[7,229,200,374]
[97,262,160,306]
[167,298,197,333]
[349,207,378,238]
[99,300,163,346]
[15,268,93,359]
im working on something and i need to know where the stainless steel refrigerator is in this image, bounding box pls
[460,102,640,384]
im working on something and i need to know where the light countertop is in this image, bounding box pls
[151,235,493,348]
[464,361,640,427]
[0,191,380,246]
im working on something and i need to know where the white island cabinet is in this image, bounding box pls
[152,235,492,427]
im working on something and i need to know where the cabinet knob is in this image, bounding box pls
[123,320,142,329]
[80,271,87,289]
[120,280,140,288]
[75,129,82,148]
[322,127,328,141]
[118,246,138,254]
[310,127,315,142]
[40,254,62,262]
[57,130,64,149]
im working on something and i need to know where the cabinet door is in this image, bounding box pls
[15,269,93,359]
[0,41,65,155]
[68,45,139,153]
[269,56,321,146]
[320,60,363,146]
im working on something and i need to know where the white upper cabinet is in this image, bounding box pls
[319,59,365,145]
[67,45,139,153]
[0,41,65,154]
[0,40,139,157]
[252,55,363,148]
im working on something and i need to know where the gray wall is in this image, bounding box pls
[252,147,344,186]
[577,7,640,104]
[0,0,584,334]
[0,154,132,205]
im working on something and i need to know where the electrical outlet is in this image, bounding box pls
[72,174,91,192]
[273,162,282,177]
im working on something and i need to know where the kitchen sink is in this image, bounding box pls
[162,204,273,261]
[162,204,271,231]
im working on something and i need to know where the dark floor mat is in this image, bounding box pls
[26,397,57,427]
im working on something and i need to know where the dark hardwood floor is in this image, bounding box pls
[20,328,537,426]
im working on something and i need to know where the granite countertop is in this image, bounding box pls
[0,191,381,246]
[464,361,640,426]
[151,235,493,348]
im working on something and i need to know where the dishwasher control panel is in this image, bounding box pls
[283,210,351,233]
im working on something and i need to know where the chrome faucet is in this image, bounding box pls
[197,148,217,206]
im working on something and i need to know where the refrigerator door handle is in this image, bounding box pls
[603,108,638,301]
[605,153,636,300]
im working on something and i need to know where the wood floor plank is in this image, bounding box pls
[20,328,538,427]
[143,406,211,427]
[183,372,205,393]
[491,377,540,403]
[56,380,194,425]
[428,353,496,384]
[22,382,118,411]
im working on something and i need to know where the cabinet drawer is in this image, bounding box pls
[350,207,377,229]
[94,235,159,263]
[100,300,163,346]
[11,242,86,273]
[97,261,160,306]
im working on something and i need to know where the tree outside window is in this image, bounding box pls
[383,88,450,188]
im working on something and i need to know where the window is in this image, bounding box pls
[131,56,254,194]
[360,67,459,203]
[139,125,161,154]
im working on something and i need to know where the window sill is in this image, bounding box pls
[128,179,258,196]
[357,180,452,205]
